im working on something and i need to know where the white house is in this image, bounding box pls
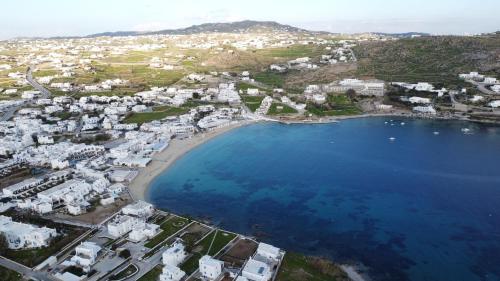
[489,100,500,108]
[22,90,42,99]
[409,97,431,104]
[459,72,484,81]
[70,242,101,269]
[2,178,44,197]
[470,96,484,103]
[159,264,186,281]
[483,77,497,84]
[37,179,92,204]
[199,255,223,280]
[33,201,53,214]
[247,89,259,96]
[67,203,84,216]
[0,215,57,249]
[128,223,159,242]
[414,82,434,92]
[241,258,272,281]
[122,200,154,218]
[107,215,145,238]
[162,241,187,266]
[256,243,281,261]
[413,106,437,114]
[38,135,54,145]
[312,94,326,104]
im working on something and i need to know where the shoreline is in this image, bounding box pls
[129,112,498,201]
[128,120,258,201]
[126,113,493,281]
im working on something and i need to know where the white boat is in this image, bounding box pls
[401,122,405,126]
[433,131,440,135]
[389,137,396,141]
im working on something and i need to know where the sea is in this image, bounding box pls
[147,118,500,281]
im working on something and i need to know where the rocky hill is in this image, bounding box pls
[86,20,312,38]
[354,33,500,85]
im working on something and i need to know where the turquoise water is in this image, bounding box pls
[148,118,500,281]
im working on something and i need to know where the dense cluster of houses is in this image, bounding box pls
[302,78,385,105]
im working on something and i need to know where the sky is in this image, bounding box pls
[1,0,499,39]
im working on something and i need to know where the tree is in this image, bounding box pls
[119,249,131,259]
[0,233,8,255]
[346,89,357,100]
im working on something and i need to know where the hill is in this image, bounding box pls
[86,20,312,38]
[354,34,500,86]
[371,32,431,38]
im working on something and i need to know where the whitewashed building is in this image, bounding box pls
[413,106,437,114]
[129,223,160,242]
[162,241,187,267]
[199,255,223,280]
[0,215,57,249]
[241,258,272,281]
[70,242,101,269]
[122,200,154,218]
[256,243,281,262]
[159,264,186,281]
[37,179,92,204]
[107,215,145,238]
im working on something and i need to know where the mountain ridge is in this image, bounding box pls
[83,20,316,38]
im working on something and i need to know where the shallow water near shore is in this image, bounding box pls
[147,117,500,281]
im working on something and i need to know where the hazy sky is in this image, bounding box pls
[1,0,499,39]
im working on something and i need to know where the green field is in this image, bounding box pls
[74,64,185,87]
[0,266,22,281]
[254,71,285,88]
[180,230,236,275]
[276,252,349,281]
[33,69,59,77]
[123,103,196,124]
[152,105,189,114]
[236,82,267,92]
[241,95,265,112]
[144,216,190,248]
[200,230,237,256]
[306,94,361,117]
[123,111,172,124]
[257,44,324,59]
[268,102,298,115]
[110,264,138,280]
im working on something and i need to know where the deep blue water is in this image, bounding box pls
[147,118,500,281]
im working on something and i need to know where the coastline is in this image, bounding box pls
[129,111,495,202]
[125,113,495,281]
[128,120,258,201]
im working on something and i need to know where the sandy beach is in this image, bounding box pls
[128,120,257,201]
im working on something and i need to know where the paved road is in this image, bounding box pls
[26,67,52,98]
[466,80,497,95]
[0,257,57,281]
[448,91,468,112]
[0,103,23,121]
[0,67,52,122]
